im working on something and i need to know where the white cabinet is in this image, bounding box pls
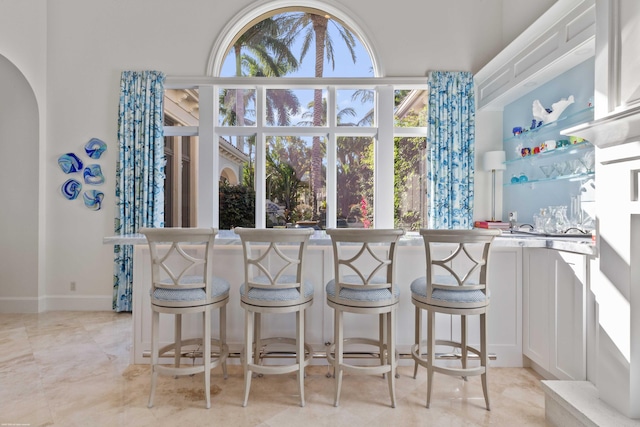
[449,246,523,367]
[523,248,550,368]
[595,0,640,117]
[551,250,587,379]
[523,248,587,380]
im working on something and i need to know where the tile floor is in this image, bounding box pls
[0,311,548,426]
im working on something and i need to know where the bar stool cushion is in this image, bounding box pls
[326,275,400,302]
[410,275,489,303]
[240,275,314,302]
[153,276,231,301]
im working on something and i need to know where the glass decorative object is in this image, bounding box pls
[58,153,84,174]
[83,190,104,211]
[83,164,105,185]
[84,138,107,159]
[61,179,82,200]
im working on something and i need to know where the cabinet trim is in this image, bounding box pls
[476,0,595,111]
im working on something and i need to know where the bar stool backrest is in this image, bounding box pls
[420,228,500,309]
[327,228,404,306]
[234,227,314,304]
[141,227,219,307]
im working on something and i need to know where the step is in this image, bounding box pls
[541,380,640,427]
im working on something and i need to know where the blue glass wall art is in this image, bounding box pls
[84,138,107,159]
[58,153,84,174]
[61,179,82,200]
[83,190,104,211]
[83,164,105,185]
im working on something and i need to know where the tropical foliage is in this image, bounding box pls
[394,107,427,230]
[219,181,255,229]
[217,10,424,229]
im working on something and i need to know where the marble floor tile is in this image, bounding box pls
[0,312,547,426]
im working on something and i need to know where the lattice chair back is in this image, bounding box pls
[234,227,314,307]
[141,227,222,308]
[326,228,405,307]
[419,229,500,310]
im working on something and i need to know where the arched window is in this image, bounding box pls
[164,0,427,230]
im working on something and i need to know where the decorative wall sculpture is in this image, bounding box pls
[61,179,82,200]
[58,153,84,174]
[58,137,108,210]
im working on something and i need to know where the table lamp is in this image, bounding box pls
[483,150,506,221]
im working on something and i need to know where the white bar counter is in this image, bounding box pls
[104,230,595,365]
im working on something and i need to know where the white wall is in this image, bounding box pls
[501,0,559,46]
[0,56,40,311]
[0,0,47,312]
[0,0,554,312]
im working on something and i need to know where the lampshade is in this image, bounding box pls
[483,150,506,171]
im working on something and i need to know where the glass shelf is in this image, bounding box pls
[504,140,593,165]
[504,106,594,144]
[504,172,595,186]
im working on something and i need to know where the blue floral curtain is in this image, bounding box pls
[427,71,475,229]
[113,71,165,312]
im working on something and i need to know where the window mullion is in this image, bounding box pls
[197,85,217,227]
[376,85,395,228]
[326,86,337,229]
[255,85,266,228]
[174,136,183,227]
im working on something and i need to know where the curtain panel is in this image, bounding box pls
[426,71,475,229]
[113,70,165,312]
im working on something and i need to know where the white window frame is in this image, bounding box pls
[164,76,428,229]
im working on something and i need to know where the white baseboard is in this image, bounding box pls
[0,295,114,313]
[0,296,42,313]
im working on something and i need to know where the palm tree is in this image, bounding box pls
[230,17,299,127]
[222,23,301,192]
[266,148,308,222]
[279,12,358,215]
[298,97,357,126]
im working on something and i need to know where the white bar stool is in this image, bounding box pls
[140,227,230,409]
[234,227,314,407]
[325,228,404,408]
[410,228,500,410]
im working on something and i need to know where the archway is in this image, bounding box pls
[220,167,238,185]
[0,55,40,312]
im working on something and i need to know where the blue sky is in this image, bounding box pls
[220,18,373,79]
[219,16,374,126]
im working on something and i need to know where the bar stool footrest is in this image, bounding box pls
[327,337,399,374]
[247,337,313,375]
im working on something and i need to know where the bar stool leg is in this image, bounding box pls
[481,312,490,410]
[242,309,253,407]
[413,306,421,379]
[148,310,160,408]
[334,309,344,407]
[297,309,305,407]
[204,309,212,409]
[220,305,228,379]
[175,313,182,370]
[461,314,468,381]
[387,309,396,408]
[380,313,386,378]
[254,313,261,368]
[426,310,435,409]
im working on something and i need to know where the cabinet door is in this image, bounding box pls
[549,251,587,380]
[523,248,551,369]
[618,1,640,108]
[452,246,523,367]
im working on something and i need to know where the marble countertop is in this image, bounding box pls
[104,229,596,256]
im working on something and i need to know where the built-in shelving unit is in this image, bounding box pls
[503,107,595,186]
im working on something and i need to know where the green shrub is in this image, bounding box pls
[219,182,255,229]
